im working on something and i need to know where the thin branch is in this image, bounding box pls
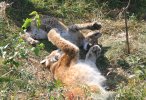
[124,0,131,54]
[1,69,13,77]
[125,0,131,10]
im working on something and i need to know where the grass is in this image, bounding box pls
[0,0,146,99]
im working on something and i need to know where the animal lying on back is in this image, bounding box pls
[40,28,114,99]
[21,16,102,51]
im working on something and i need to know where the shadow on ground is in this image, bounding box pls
[6,0,36,26]
[96,46,128,90]
[96,46,111,72]
[6,0,54,26]
[39,39,57,53]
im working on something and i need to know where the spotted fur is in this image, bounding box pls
[41,28,114,99]
[21,16,102,50]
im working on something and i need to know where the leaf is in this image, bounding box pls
[22,11,41,30]
[29,11,38,16]
[36,18,41,29]
[35,14,40,19]
[38,43,45,49]
[21,18,32,30]
[31,47,40,56]
[34,14,41,29]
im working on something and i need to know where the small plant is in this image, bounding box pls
[115,55,146,100]
[22,11,41,30]
[31,43,45,56]
[21,11,45,56]
[116,77,146,100]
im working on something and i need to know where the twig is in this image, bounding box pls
[125,0,131,10]
[123,0,131,54]
[1,69,13,77]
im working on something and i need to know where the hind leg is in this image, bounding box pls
[85,30,102,45]
[85,45,101,63]
[20,33,39,45]
[68,21,101,31]
[83,31,102,51]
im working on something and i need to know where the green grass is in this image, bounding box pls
[0,0,146,99]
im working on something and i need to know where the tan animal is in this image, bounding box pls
[21,16,102,51]
[41,28,113,99]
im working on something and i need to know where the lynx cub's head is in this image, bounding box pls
[40,50,62,73]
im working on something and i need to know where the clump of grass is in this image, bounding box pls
[116,77,146,100]
[98,16,146,99]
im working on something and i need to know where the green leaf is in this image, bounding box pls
[38,43,45,49]
[36,18,41,29]
[35,14,40,19]
[34,14,41,29]
[22,11,41,30]
[29,11,38,16]
[31,47,40,56]
[21,18,32,30]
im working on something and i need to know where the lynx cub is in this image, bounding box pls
[41,28,113,99]
[21,16,102,50]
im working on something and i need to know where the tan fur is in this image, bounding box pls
[43,28,113,99]
[21,16,102,50]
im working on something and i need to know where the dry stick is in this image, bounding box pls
[124,10,130,54]
[124,0,131,54]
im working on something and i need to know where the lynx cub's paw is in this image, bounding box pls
[90,45,101,57]
[90,21,102,30]
[85,45,101,62]
[85,31,102,45]
[30,40,40,45]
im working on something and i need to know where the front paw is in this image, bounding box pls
[30,40,40,45]
[92,22,102,30]
[89,45,101,57]
[86,31,102,39]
